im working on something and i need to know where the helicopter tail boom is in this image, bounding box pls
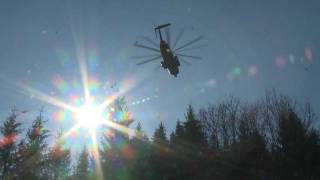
[154,23,171,40]
[155,23,171,30]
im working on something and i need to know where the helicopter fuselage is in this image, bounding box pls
[135,23,203,77]
[159,40,180,77]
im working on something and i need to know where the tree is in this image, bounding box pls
[170,120,184,147]
[198,106,220,149]
[129,122,151,180]
[47,130,71,179]
[100,97,134,180]
[184,105,207,149]
[75,147,89,180]
[0,92,319,180]
[0,109,23,179]
[18,110,50,179]
[152,122,168,147]
[169,120,188,179]
[149,122,171,180]
[275,109,318,179]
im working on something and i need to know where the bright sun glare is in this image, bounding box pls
[75,104,105,129]
[12,37,137,180]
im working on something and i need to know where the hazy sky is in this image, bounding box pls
[0,0,319,138]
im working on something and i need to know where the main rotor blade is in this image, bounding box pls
[132,54,160,59]
[136,56,162,66]
[174,36,204,52]
[143,36,159,48]
[179,58,192,66]
[134,41,160,52]
[165,28,171,47]
[176,53,202,60]
[172,29,185,49]
[175,44,208,52]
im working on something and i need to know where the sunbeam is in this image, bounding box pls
[5,45,140,180]
[89,129,104,180]
[16,82,78,112]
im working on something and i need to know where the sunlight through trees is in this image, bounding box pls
[1,93,320,179]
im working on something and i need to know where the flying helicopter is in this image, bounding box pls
[133,23,206,77]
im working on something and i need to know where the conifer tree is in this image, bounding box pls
[152,122,168,147]
[169,120,188,179]
[0,109,23,179]
[149,122,171,180]
[184,105,207,149]
[22,110,50,179]
[101,97,133,180]
[47,130,71,179]
[129,122,151,180]
[171,120,184,147]
[75,146,89,180]
[275,109,316,179]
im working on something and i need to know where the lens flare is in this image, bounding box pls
[275,56,286,69]
[0,134,18,148]
[53,110,69,122]
[206,78,217,88]
[305,48,313,63]
[52,74,70,94]
[6,37,143,180]
[289,53,295,64]
[248,65,258,76]
[227,67,241,80]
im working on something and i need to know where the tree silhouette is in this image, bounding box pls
[129,122,151,180]
[152,122,168,147]
[184,104,207,149]
[1,92,320,180]
[0,109,22,179]
[75,146,89,180]
[100,97,133,180]
[46,130,71,179]
[149,122,172,180]
[22,110,50,179]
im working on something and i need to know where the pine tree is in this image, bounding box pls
[101,97,133,180]
[184,105,207,149]
[169,132,175,148]
[22,110,50,179]
[0,109,22,179]
[75,147,89,180]
[169,120,187,179]
[276,109,312,179]
[171,120,184,148]
[182,105,208,179]
[152,122,168,147]
[130,122,151,180]
[47,130,71,179]
[149,122,171,180]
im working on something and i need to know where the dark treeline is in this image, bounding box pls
[1,91,320,180]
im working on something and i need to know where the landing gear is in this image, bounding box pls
[171,68,179,77]
[161,61,167,69]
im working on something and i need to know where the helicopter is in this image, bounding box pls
[134,23,206,77]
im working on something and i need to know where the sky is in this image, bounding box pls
[0,0,319,141]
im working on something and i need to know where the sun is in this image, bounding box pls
[12,42,138,180]
[75,103,105,129]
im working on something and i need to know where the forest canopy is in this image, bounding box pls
[1,91,320,180]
